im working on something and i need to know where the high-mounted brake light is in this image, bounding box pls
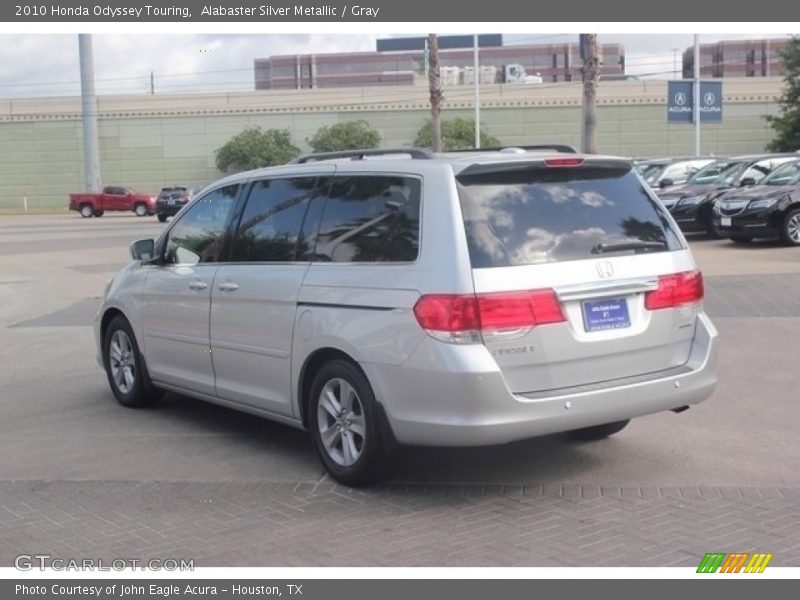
[413,289,565,343]
[544,157,585,168]
[645,270,704,310]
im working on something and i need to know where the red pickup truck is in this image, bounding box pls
[69,186,157,218]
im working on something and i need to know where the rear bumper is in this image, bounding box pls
[366,313,718,447]
[155,203,186,217]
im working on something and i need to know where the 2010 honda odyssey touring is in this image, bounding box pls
[96,147,719,486]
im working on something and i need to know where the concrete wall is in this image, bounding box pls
[0,78,785,210]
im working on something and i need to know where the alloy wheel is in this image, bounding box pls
[109,330,136,394]
[787,213,800,243]
[316,378,366,467]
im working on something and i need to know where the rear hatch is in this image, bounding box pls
[456,158,701,394]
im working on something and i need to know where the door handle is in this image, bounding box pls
[188,281,208,291]
[218,281,240,292]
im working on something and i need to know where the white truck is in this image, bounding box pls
[503,64,543,84]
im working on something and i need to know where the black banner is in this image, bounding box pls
[3,0,800,21]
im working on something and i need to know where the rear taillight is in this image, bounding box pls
[645,270,704,310]
[413,289,565,343]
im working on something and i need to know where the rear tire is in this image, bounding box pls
[93,210,104,217]
[308,359,389,487]
[157,214,168,223]
[781,208,800,246]
[730,235,753,244]
[134,203,148,217]
[102,315,159,408]
[79,204,93,218]
[567,419,630,441]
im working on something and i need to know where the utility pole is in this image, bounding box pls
[473,34,480,149]
[694,34,700,155]
[150,71,155,94]
[79,34,102,193]
[427,33,443,153]
[672,48,680,78]
[580,34,599,154]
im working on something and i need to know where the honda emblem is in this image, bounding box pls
[596,261,614,279]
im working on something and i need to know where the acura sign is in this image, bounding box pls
[667,81,723,123]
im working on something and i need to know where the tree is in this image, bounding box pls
[580,33,599,154]
[308,120,381,152]
[766,36,800,152]
[414,117,501,151]
[215,127,299,173]
[427,34,443,152]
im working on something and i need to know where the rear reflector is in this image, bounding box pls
[544,157,585,168]
[413,289,565,341]
[645,270,704,310]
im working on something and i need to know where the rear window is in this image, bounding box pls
[457,167,683,268]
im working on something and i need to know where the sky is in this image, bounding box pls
[0,33,794,99]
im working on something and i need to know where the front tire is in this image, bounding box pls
[134,203,148,217]
[781,208,800,246]
[103,316,159,408]
[308,360,388,486]
[567,419,630,441]
[80,204,93,218]
[93,210,104,217]
[157,214,168,223]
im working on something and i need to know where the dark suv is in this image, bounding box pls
[713,159,800,245]
[155,186,195,222]
[657,155,797,236]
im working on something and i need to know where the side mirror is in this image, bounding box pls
[130,238,156,262]
[739,177,757,187]
[659,178,674,189]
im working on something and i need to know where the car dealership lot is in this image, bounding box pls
[1,214,799,567]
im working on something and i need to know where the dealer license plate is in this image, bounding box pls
[582,297,631,332]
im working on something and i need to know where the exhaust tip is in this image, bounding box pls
[671,405,690,414]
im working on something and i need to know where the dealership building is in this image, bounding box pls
[0,77,787,210]
[254,36,626,89]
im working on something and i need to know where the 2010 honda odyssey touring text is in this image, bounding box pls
[96,147,719,486]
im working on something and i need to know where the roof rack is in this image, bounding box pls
[450,144,578,154]
[291,147,434,164]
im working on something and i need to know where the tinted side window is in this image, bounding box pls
[457,168,682,268]
[231,177,318,262]
[314,176,421,263]
[164,184,238,265]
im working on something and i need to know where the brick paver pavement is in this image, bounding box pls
[2,480,799,567]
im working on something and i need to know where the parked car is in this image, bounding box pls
[155,186,196,222]
[636,157,717,190]
[656,154,798,236]
[96,147,718,486]
[69,186,156,218]
[713,159,800,245]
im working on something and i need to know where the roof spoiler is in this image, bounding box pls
[452,144,578,154]
[458,156,633,177]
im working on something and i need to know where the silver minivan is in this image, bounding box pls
[96,147,718,485]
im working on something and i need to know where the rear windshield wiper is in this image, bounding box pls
[591,240,666,255]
